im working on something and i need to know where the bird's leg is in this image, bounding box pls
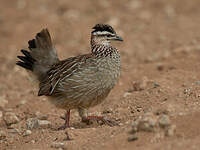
[58,110,70,130]
[78,108,118,127]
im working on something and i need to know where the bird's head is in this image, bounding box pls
[91,24,123,46]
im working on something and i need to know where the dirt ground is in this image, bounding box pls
[1,0,200,149]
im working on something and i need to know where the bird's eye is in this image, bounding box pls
[106,34,112,37]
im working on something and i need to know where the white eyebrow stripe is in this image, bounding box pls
[93,31,114,35]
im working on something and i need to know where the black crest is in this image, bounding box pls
[92,24,116,34]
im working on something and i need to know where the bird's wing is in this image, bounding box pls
[38,53,96,96]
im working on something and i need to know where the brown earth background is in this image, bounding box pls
[1,0,200,149]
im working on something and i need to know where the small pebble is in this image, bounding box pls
[123,92,132,98]
[20,100,27,105]
[38,120,51,128]
[23,130,32,136]
[3,112,20,126]
[31,140,35,144]
[138,113,157,132]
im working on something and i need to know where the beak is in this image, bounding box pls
[114,35,123,41]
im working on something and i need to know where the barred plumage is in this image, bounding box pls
[16,24,123,128]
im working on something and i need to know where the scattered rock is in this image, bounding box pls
[137,112,157,132]
[26,118,39,130]
[3,112,20,126]
[38,120,51,129]
[0,130,6,140]
[165,125,176,136]
[130,112,175,139]
[51,142,67,149]
[27,118,51,129]
[158,114,171,128]
[23,130,32,136]
[131,112,158,133]
[128,133,138,141]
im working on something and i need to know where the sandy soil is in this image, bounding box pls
[1,0,200,149]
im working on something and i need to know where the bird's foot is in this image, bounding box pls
[82,116,119,127]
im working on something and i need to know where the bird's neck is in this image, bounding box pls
[90,36,118,57]
[91,44,118,58]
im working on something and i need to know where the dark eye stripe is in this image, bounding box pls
[106,34,112,37]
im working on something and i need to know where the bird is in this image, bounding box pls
[16,24,123,129]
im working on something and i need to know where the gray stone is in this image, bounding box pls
[138,113,157,132]
[26,118,39,130]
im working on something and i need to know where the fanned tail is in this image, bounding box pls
[16,29,59,81]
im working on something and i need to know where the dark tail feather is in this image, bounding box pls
[16,49,36,71]
[16,28,59,81]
